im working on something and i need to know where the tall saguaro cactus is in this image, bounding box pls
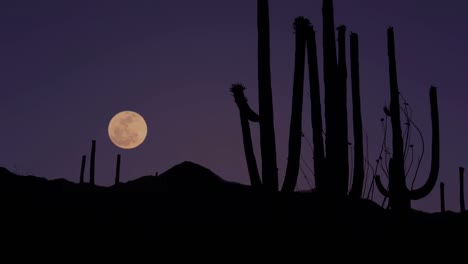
[232,0,357,198]
[375,29,440,213]
[115,154,121,185]
[232,1,309,193]
[232,0,367,199]
[321,0,350,200]
[322,0,338,196]
[388,28,406,207]
[257,0,278,192]
[79,155,86,184]
[349,33,365,199]
[90,140,96,186]
[282,17,309,192]
[336,25,349,197]
[306,25,325,191]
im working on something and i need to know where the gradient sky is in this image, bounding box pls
[1,0,467,213]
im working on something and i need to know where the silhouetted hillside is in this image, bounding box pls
[0,161,248,193]
[116,161,251,193]
[0,167,96,192]
[0,161,467,248]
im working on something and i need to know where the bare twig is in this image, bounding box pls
[300,154,315,176]
[299,164,313,189]
[405,145,414,176]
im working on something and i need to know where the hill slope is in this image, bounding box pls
[0,161,466,247]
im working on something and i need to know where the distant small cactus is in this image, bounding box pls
[460,167,465,212]
[90,140,96,186]
[440,182,445,213]
[79,155,86,184]
[115,154,121,185]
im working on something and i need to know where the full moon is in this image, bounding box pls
[108,111,148,149]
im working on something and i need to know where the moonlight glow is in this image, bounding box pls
[108,111,148,149]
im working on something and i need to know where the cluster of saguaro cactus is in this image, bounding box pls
[232,0,441,214]
[231,0,364,198]
[231,0,310,192]
[78,140,122,186]
[308,0,362,203]
[309,0,367,203]
[375,28,440,213]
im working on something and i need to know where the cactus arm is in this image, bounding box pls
[240,113,262,188]
[409,87,439,200]
[231,84,260,122]
[231,85,262,188]
[375,175,390,197]
[246,108,260,123]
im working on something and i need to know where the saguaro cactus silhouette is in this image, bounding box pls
[336,25,349,197]
[79,155,86,184]
[115,154,121,185]
[282,17,309,192]
[306,25,325,191]
[322,0,349,200]
[322,0,338,196]
[375,28,440,213]
[349,32,365,199]
[90,140,96,186]
[460,167,465,212]
[232,0,367,197]
[257,0,278,192]
[231,84,262,188]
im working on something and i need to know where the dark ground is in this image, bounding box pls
[0,162,466,253]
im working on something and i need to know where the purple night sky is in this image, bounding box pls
[1,0,467,212]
